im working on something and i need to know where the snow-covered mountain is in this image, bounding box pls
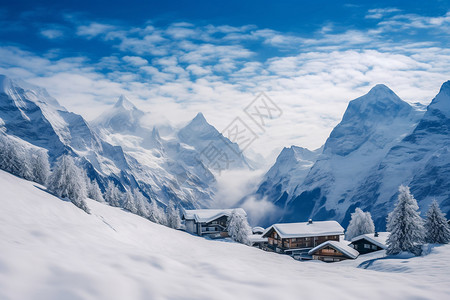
[93,94,251,208]
[252,83,444,228]
[0,74,249,211]
[254,145,322,208]
[349,81,450,228]
[1,169,449,300]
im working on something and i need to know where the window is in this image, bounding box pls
[371,245,377,250]
[305,237,310,241]
[292,238,296,242]
[364,244,371,249]
[212,221,217,224]
[274,233,278,239]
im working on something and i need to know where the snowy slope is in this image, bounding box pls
[1,169,449,300]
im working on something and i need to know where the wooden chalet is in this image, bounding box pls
[349,232,389,254]
[261,220,344,258]
[182,208,246,238]
[308,240,359,262]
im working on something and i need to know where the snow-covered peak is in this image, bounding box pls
[0,74,64,110]
[179,112,217,138]
[114,95,137,111]
[324,84,415,156]
[344,84,409,119]
[190,112,210,128]
[94,95,145,133]
[427,80,450,118]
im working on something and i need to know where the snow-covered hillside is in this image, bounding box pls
[1,169,449,300]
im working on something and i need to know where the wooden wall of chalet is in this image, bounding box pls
[266,229,340,250]
[311,246,348,262]
[351,239,383,254]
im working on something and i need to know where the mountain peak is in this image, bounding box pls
[439,80,450,94]
[114,95,137,111]
[363,84,401,103]
[427,80,450,117]
[192,112,207,124]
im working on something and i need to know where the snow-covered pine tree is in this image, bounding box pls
[227,209,252,245]
[88,179,104,202]
[104,181,121,207]
[166,200,181,229]
[0,137,27,178]
[123,189,138,214]
[48,155,89,213]
[424,200,450,244]
[133,189,149,218]
[147,200,167,225]
[345,207,375,240]
[386,185,425,255]
[30,149,50,185]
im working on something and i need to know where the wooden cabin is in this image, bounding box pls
[350,232,389,254]
[182,208,246,238]
[308,240,359,262]
[261,220,344,257]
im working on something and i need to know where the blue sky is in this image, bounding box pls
[1,0,449,157]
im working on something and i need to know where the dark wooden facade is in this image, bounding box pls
[350,239,383,254]
[311,245,348,262]
[265,228,340,251]
[197,215,229,237]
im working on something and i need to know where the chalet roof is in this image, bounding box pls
[308,241,359,259]
[252,226,265,234]
[262,221,344,239]
[182,208,246,223]
[350,232,390,249]
[248,234,268,243]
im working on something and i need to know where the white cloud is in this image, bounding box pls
[76,22,116,39]
[122,56,148,66]
[366,8,401,19]
[40,29,64,39]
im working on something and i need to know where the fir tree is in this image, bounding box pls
[345,208,375,240]
[166,200,181,229]
[227,209,252,245]
[148,200,166,225]
[133,189,149,218]
[48,155,89,213]
[104,181,121,207]
[386,185,425,255]
[30,149,50,185]
[424,200,450,244]
[123,189,137,213]
[88,179,104,202]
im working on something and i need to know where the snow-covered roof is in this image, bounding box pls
[248,234,268,243]
[182,208,246,223]
[252,226,265,234]
[262,221,344,239]
[350,232,390,249]
[308,241,359,259]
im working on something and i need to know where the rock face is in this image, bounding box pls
[251,83,450,229]
[0,75,249,210]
